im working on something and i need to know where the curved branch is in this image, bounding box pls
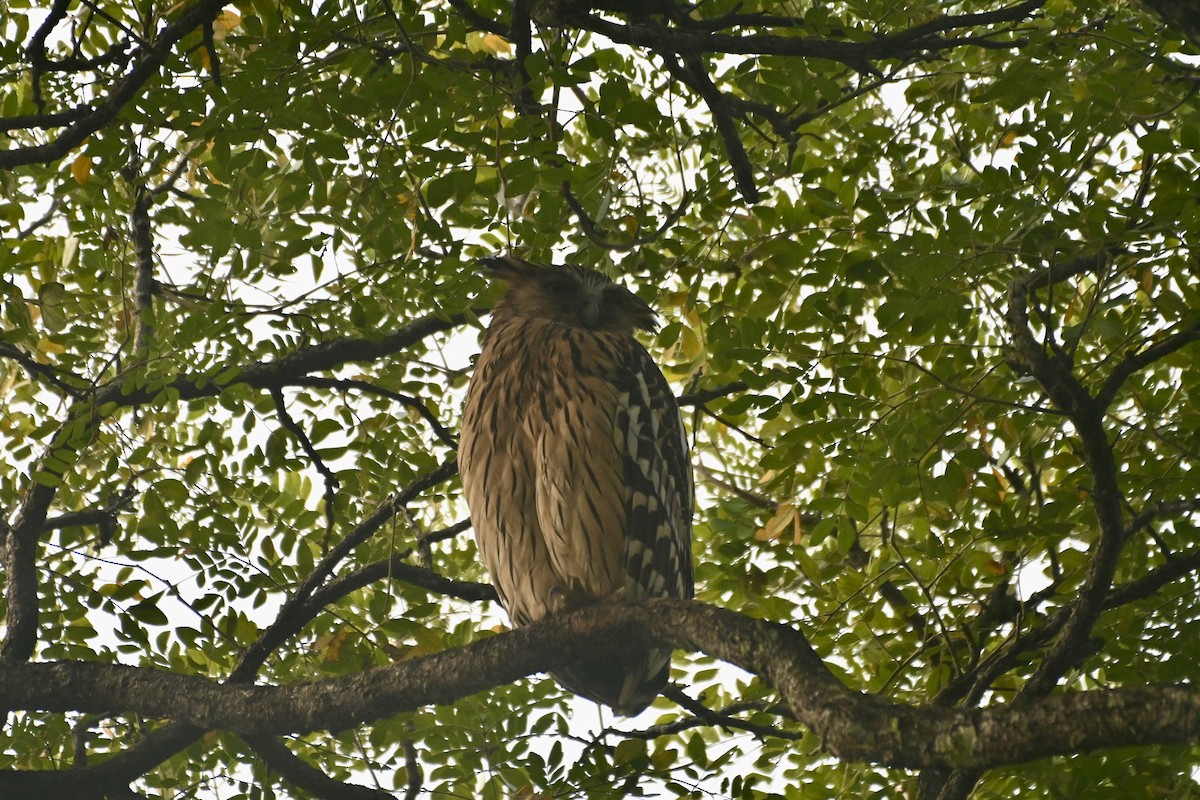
[270,387,340,539]
[562,182,693,251]
[1005,261,1129,698]
[241,735,394,800]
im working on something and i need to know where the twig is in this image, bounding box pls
[0,342,86,397]
[270,387,340,546]
[677,381,748,406]
[288,376,457,448]
[562,182,693,251]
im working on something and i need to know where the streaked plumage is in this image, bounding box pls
[458,255,693,714]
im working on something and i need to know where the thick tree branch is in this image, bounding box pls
[0,601,1196,772]
[539,1,1043,64]
[661,53,760,202]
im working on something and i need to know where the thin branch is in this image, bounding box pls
[1104,544,1200,608]
[677,381,749,407]
[562,182,693,251]
[228,459,460,683]
[270,387,340,542]
[39,482,138,543]
[288,376,457,448]
[0,0,229,168]
[1097,318,1200,410]
[242,735,393,800]
[305,554,497,611]
[659,684,805,741]
[694,463,776,510]
[0,342,86,397]
[17,198,63,238]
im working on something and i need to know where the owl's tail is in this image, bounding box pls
[550,647,671,715]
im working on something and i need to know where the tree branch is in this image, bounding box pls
[228,460,460,683]
[1096,318,1200,410]
[287,376,457,448]
[1,0,229,169]
[1004,260,1129,698]
[242,735,394,800]
[0,601,1196,772]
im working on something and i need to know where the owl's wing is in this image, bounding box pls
[612,340,694,601]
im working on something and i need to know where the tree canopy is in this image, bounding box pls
[1,0,1199,798]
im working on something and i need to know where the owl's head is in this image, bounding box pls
[481,255,658,334]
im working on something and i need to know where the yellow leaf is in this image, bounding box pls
[1139,266,1154,295]
[71,154,92,185]
[660,290,690,308]
[679,325,703,360]
[316,628,350,663]
[992,468,1007,501]
[755,502,796,541]
[480,33,512,55]
[214,10,241,37]
[466,31,513,55]
[37,338,65,355]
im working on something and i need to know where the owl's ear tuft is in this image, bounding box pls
[604,284,658,333]
[479,255,542,282]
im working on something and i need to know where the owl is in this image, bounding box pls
[458,255,693,714]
